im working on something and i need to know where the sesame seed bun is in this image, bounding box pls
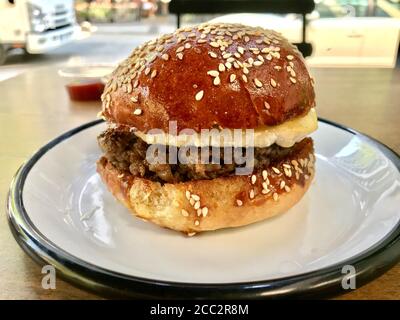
[101,23,316,133]
[96,141,315,234]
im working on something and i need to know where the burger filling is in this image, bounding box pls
[98,127,313,184]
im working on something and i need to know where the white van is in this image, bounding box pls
[0,0,77,64]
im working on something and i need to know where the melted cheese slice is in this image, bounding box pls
[135,108,317,148]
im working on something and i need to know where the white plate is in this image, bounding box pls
[7,119,400,298]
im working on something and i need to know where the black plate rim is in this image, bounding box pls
[6,118,400,299]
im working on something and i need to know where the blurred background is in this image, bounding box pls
[0,0,399,82]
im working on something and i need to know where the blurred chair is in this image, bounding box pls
[169,0,315,57]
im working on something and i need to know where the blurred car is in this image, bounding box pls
[0,0,78,65]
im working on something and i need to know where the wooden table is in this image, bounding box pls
[0,66,399,299]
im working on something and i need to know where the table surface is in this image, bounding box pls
[0,66,399,299]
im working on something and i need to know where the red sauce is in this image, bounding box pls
[66,81,105,101]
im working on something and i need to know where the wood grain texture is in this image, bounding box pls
[0,66,399,299]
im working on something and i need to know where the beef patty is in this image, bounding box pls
[98,126,313,184]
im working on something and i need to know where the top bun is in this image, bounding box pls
[101,23,316,133]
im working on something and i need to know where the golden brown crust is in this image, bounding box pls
[101,23,316,133]
[97,148,315,234]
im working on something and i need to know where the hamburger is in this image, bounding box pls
[97,23,317,235]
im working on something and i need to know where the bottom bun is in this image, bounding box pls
[97,151,315,234]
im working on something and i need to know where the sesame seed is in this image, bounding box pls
[284,185,291,192]
[290,77,297,84]
[262,170,268,180]
[270,79,277,87]
[237,46,244,54]
[190,198,195,206]
[161,53,169,61]
[280,180,286,189]
[266,54,272,61]
[264,101,270,109]
[194,201,200,210]
[191,194,200,201]
[194,220,200,226]
[272,167,280,174]
[291,160,299,167]
[202,207,208,217]
[262,182,269,190]
[176,46,184,53]
[207,70,219,77]
[213,77,221,86]
[144,67,151,76]
[181,209,189,217]
[272,51,281,59]
[184,43,191,49]
[223,53,232,59]
[185,190,191,200]
[150,70,157,78]
[225,62,232,69]
[251,175,257,184]
[248,57,254,65]
[187,232,196,237]
[236,199,243,206]
[197,208,202,216]
[208,52,218,58]
[273,193,279,201]
[284,168,292,178]
[210,42,219,48]
[243,67,249,74]
[274,66,282,70]
[249,189,255,199]
[177,53,184,60]
[234,52,241,59]
[218,63,226,72]
[127,83,132,93]
[131,96,138,103]
[253,61,263,67]
[262,188,270,194]
[286,55,294,60]
[133,108,142,115]
[195,90,204,101]
[254,79,263,88]
[244,36,250,42]
[242,75,248,83]
[283,164,291,168]
[229,74,236,83]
